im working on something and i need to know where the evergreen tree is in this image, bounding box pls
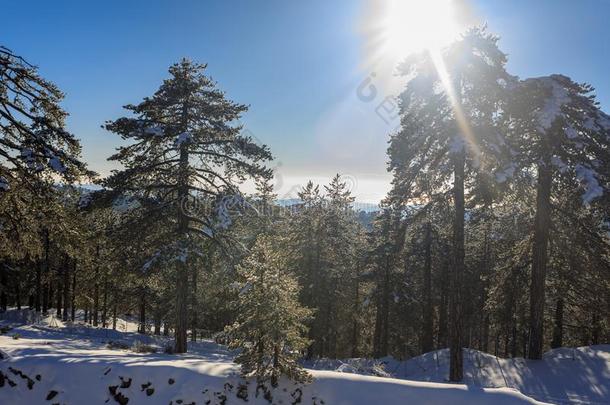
[504,75,609,359]
[104,59,272,352]
[286,177,366,358]
[226,235,312,387]
[1,46,92,315]
[0,46,91,189]
[389,28,510,380]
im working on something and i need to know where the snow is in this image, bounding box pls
[112,195,140,213]
[0,176,9,191]
[175,247,188,263]
[551,156,568,173]
[143,126,164,137]
[211,195,250,231]
[238,282,253,296]
[583,117,597,131]
[530,76,570,131]
[495,162,517,183]
[311,371,543,405]
[48,155,66,173]
[174,131,193,147]
[20,148,34,162]
[142,244,201,272]
[20,148,42,170]
[77,191,93,209]
[449,136,465,153]
[306,347,610,404]
[574,164,603,204]
[142,251,161,272]
[202,225,214,238]
[0,309,557,405]
[598,112,610,131]
[565,125,578,140]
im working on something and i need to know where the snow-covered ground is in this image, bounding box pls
[0,310,605,404]
[306,346,610,404]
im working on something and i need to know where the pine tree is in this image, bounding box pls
[1,47,92,314]
[0,46,91,189]
[389,28,510,380]
[285,177,366,358]
[366,206,406,358]
[322,174,365,358]
[504,75,609,359]
[226,235,312,387]
[287,181,325,357]
[104,59,272,352]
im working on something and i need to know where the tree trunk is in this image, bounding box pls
[15,267,21,310]
[112,303,117,330]
[449,149,465,382]
[551,297,564,349]
[373,291,382,357]
[35,260,42,312]
[271,344,280,387]
[46,283,53,316]
[351,275,360,358]
[175,265,188,352]
[139,288,146,334]
[191,266,198,342]
[138,288,146,334]
[174,114,191,353]
[56,270,63,317]
[379,256,390,357]
[71,261,76,321]
[510,321,517,358]
[438,256,449,349]
[482,314,490,353]
[101,277,108,328]
[93,253,99,327]
[422,222,434,354]
[591,312,600,345]
[373,256,391,358]
[480,210,492,353]
[0,263,7,312]
[528,160,552,359]
[154,311,161,335]
[62,257,69,322]
[28,268,34,309]
[41,229,50,314]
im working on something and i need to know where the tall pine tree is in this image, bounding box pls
[104,59,272,352]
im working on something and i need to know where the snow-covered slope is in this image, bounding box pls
[0,312,598,404]
[306,346,610,404]
[0,323,541,404]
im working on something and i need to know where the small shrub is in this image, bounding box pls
[106,340,130,350]
[163,343,175,354]
[12,333,20,340]
[212,331,230,345]
[131,341,157,353]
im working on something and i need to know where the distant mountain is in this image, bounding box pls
[276,199,380,213]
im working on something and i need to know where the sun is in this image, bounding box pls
[383,0,461,58]
[361,0,467,68]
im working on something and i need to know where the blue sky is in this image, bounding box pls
[2,0,609,202]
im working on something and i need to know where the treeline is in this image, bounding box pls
[1,27,609,386]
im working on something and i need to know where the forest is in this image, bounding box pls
[0,27,608,395]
